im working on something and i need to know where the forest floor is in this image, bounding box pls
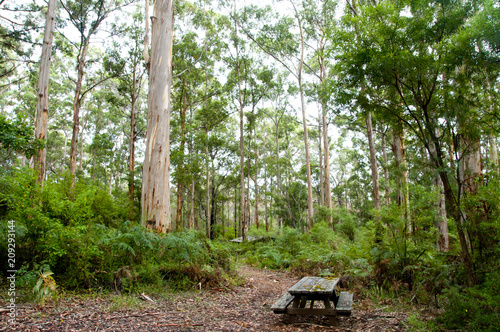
[0,265,425,331]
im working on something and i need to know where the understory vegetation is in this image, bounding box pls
[1,168,499,331]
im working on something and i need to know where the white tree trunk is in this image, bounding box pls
[435,174,449,252]
[489,134,498,169]
[296,10,313,229]
[33,0,56,185]
[141,0,174,232]
[366,112,381,210]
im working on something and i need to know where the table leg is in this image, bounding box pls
[324,298,337,326]
[299,296,307,308]
[288,296,301,324]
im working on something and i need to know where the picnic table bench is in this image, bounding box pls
[271,276,353,325]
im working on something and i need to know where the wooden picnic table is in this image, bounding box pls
[271,276,353,325]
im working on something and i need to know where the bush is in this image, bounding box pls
[438,272,500,331]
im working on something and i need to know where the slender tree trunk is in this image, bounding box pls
[264,158,269,231]
[297,13,313,230]
[78,102,87,172]
[69,41,90,186]
[143,0,150,72]
[128,70,137,219]
[188,106,195,230]
[33,0,56,185]
[489,134,498,169]
[275,115,282,229]
[205,128,211,238]
[322,96,332,224]
[210,165,216,238]
[366,112,381,210]
[435,175,449,252]
[392,124,410,229]
[189,179,195,229]
[254,124,259,229]
[236,27,246,242]
[141,0,174,232]
[381,131,390,206]
[426,122,475,285]
[176,90,188,231]
[318,111,324,207]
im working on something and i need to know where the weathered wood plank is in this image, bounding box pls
[288,277,339,295]
[336,291,353,316]
[286,308,337,315]
[271,293,295,313]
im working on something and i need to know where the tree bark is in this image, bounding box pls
[176,88,188,231]
[435,175,449,252]
[318,111,324,207]
[254,121,259,229]
[366,112,381,210]
[489,134,498,169]
[141,0,174,233]
[321,93,332,224]
[296,11,314,230]
[392,124,410,228]
[33,0,56,185]
[235,16,246,241]
[205,128,211,238]
[69,41,90,186]
[381,131,390,206]
[128,69,137,219]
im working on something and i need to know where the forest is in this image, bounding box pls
[0,0,499,330]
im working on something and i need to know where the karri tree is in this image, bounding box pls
[141,0,174,232]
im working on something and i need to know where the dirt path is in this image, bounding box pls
[1,266,409,331]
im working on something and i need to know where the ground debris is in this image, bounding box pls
[1,266,411,331]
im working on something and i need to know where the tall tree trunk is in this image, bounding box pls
[176,89,188,231]
[296,11,314,230]
[33,0,56,185]
[205,128,211,238]
[264,158,269,231]
[188,106,195,230]
[236,22,246,241]
[189,179,195,229]
[69,41,90,186]
[78,102,87,172]
[429,131,449,252]
[381,131,390,206]
[318,111,324,207]
[254,123,259,229]
[489,134,498,169]
[321,91,332,224]
[210,165,216,239]
[275,113,282,229]
[435,175,449,252]
[427,124,475,285]
[141,0,174,233]
[392,124,410,229]
[128,69,137,219]
[366,112,381,210]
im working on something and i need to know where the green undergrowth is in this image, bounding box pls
[0,168,237,302]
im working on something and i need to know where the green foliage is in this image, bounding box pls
[438,271,500,331]
[242,223,352,275]
[272,182,308,228]
[332,208,357,241]
[0,168,232,293]
[0,114,44,167]
[33,270,57,305]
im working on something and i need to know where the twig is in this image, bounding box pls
[105,312,165,320]
[140,293,154,302]
[156,323,204,327]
